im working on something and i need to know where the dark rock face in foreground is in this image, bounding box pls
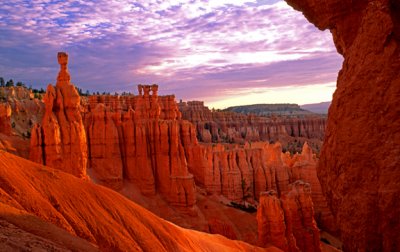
[285,0,400,251]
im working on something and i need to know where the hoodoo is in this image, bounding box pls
[30,52,88,178]
[185,141,335,234]
[257,181,321,252]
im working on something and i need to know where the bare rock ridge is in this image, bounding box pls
[0,151,276,252]
[257,181,321,252]
[30,52,88,178]
[224,103,315,117]
[178,100,326,153]
[284,0,400,251]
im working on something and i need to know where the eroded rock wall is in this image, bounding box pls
[185,140,336,234]
[178,100,326,153]
[83,86,196,208]
[288,143,336,233]
[285,0,400,250]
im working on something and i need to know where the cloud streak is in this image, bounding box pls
[0,0,342,107]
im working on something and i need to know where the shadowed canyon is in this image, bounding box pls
[0,0,399,251]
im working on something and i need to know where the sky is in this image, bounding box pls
[0,0,343,109]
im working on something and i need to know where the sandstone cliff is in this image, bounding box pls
[185,140,335,234]
[257,181,321,252]
[30,52,88,178]
[178,100,325,153]
[285,0,400,251]
[83,85,196,208]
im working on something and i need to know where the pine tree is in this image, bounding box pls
[5,79,14,87]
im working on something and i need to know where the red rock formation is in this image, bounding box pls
[0,86,44,137]
[285,0,400,251]
[0,103,11,135]
[257,190,299,252]
[178,100,326,153]
[82,90,334,243]
[257,181,321,252]
[83,85,196,208]
[282,181,321,252]
[0,86,44,158]
[30,52,87,178]
[288,143,336,234]
[185,141,336,235]
[20,52,333,246]
[25,53,193,209]
[86,103,123,189]
[185,141,297,200]
[266,143,291,196]
[0,151,280,252]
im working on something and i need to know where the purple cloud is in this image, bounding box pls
[0,0,342,106]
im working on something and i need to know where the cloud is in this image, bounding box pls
[159,52,341,100]
[0,0,342,106]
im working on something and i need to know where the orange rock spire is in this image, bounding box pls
[30,52,87,178]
